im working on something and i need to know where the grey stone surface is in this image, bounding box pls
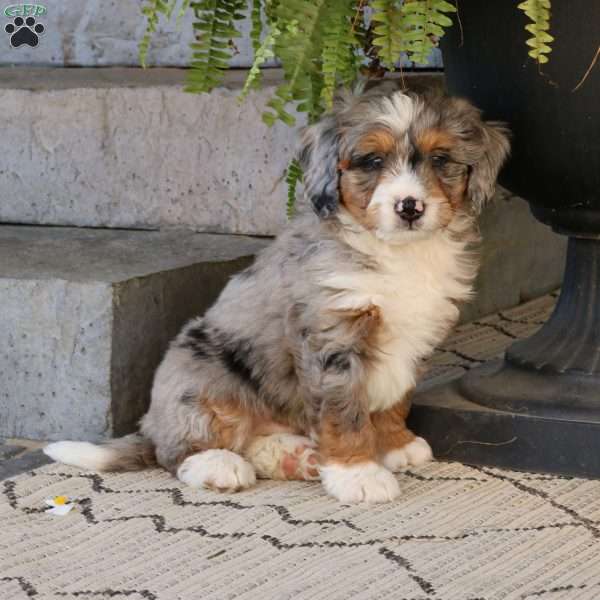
[0,223,271,282]
[0,1,275,68]
[0,1,442,68]
[0,444,23,460]
[0,450,52,480]
[0,68,302,236]
[0,65,279,90]
[0,225,269,441]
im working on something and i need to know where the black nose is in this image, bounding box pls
[394,197,425,222]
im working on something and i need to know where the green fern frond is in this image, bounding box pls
[299,70,326,121]
[263,0,281,24]
[263,0,332,126]
[400,0,456,65]
[246,0,269,92]
[371,0,455,69]
[176,0,192,25]
[185,0,246,94]
[240,23,281,101]
[371,0,405,69]
[518,0,553,64]
[321,0,360,108]
[250,0,263,52]
[139,0,179,67]
[263,82,297,126]
[285,158,303,218]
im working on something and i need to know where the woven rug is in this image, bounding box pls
[4,461,600,600]
[6,291,598,600]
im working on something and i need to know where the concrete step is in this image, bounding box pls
[0,67,444,236]
[0,67,303,236]
[0,225,268,441]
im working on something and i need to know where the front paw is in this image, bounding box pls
[382,437,433,472]
[320,462,400,503]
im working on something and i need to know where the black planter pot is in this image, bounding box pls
[409,1,600,477]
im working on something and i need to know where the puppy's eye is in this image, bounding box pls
[354,154,384,171]
[431,154,449,169]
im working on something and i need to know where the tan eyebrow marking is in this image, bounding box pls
[416,128,455,154]
[356,128,396,155]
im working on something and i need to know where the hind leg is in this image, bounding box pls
[177,449,256,492]
[171,401,260,492]
[244,433,320,481]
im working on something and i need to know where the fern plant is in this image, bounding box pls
[284,158,303,218]
[399,0,456,64]
[185,0,247,93]
[517,0,553,64]
[140,0,454,123]
[140,0,556,118]
[139,0,554,212]
[371,0,406,69]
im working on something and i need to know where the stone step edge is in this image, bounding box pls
[0,66,443,91]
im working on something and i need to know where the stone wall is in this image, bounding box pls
[0,68,303,236]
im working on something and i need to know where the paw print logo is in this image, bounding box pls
[5,15,44,48]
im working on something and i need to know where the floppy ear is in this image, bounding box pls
[298,114,341,219]
[467,121,511,210]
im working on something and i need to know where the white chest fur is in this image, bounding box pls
[322,228,476,412]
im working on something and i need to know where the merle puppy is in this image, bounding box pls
[45,88,509,503]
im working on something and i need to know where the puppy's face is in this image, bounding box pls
[299,91,510,243]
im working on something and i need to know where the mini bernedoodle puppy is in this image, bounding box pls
[45,88,509,503]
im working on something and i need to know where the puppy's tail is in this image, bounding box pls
[43,434,156,472]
